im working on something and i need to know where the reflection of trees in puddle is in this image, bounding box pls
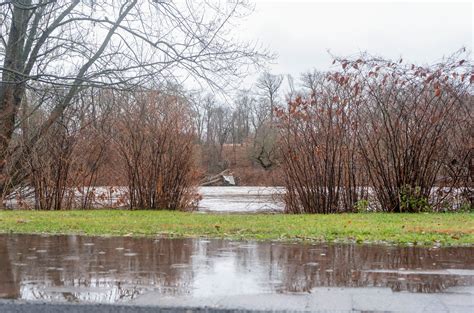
[251,243,474,293]
[19,281,147,303]
[0,234,473,304]
[0,238,20,299]
[2,235,197,302]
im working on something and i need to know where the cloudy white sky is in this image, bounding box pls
[234,0,473,87]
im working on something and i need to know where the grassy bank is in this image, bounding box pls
[0,210,473,246]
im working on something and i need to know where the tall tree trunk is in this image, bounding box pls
[0,1,31,207]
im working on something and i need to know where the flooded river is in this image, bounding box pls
[6,186,467,213]
[198,186,284,212]
[0,234,473,306]
[5,186,286,212]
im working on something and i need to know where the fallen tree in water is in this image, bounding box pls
[200,169,237,186]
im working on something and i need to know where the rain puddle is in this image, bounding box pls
[0,234,472,304]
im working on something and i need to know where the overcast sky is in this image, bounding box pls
[234,0,473,88]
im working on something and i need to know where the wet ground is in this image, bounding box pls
[0,234,473,312]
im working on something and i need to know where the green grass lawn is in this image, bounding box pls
[0,210,472,246]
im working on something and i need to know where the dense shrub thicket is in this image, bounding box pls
[277,52,473,213]
[113,91,199,210]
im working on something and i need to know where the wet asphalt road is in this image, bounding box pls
[0,301,285,313]
[1,286,473,313]
[131,286,474,312]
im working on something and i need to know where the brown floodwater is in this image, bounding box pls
[0,234,472,304]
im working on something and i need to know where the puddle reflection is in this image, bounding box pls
[0,234,472,303]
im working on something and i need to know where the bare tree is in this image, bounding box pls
[300,69,326,96]
[189,92,207,144]
[203,102,234,172]
[251,72,283,170]
[213,106,234,158]
[231,91,253,145]
[256,71,283,122]
[0,0,267,207]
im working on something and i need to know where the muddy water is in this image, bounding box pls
[5,186,286,212]
[198,186,285,212]
[0,234,472,304]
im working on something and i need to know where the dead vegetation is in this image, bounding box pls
[277,50,473,213]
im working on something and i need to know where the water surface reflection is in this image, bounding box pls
[0,234,472,303]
